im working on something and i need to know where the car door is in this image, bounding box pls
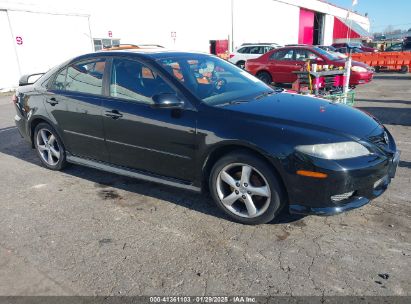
[267,48,296,83]
[45,58,109,161]
[101,57,197,181]
[285,48,310,83]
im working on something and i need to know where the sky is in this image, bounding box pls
[328,0,411,33]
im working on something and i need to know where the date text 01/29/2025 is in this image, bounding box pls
[149,296,256,303]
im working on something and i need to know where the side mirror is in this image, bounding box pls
[151,93,184,109]
[19,73,44,86]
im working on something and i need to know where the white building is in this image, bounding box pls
[0,0,370,90]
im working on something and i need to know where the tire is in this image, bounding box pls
[374,66,380,73]
[34,122,67,170]
[400,65,409,74]
[236,60,246,69]
[209,151,285,225]
[256,71,272,85]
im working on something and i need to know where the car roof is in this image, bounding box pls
[280,45,319,50]
[241,42,279,45]
[72,49,212,62]
[102,44,165,51]
[239,44,278,47]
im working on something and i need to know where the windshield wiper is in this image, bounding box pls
[216,99,251,107]
[254,88,283,100]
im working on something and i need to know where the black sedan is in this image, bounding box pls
[13,50,400,225]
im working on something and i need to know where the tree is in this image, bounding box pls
[384,25,394,34]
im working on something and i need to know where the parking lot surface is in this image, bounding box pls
[0,74,410,296]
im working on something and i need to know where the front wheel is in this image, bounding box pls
[34,122,67,170]
[236,61,246,69]
[209,151,285,225]
[256,71,272,85]
[400,65,409,74]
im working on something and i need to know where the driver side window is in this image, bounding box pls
[110,59,174,104]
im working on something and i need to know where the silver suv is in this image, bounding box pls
[228,43,282,69]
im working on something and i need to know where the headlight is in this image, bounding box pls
[351,66,367,73]
[295,142,370,160]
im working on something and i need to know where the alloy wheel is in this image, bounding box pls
[216,163,271,218]
[257,73,270,84]
[36,128,61,166]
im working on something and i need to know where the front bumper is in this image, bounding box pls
[287,150,400,216]
[15,114,30,143]
[350,71,374,85]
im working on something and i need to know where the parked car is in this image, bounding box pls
[316,45,348,59]
[332,42,378,53]
[335,46,364,54]
[246,46,374,87]
[384,40,411,52]
[14,50,399,224]
[384,43,405,52]
[229,43,281,69]
[316,45,337,52]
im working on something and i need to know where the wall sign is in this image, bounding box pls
[16,36,23,45]
[108,31,112,38]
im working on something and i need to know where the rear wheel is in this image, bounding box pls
[209,151,284,225]
[256,71,272,85]
[34,123,67,170]
[400,65,409,74]
[236,60,246,69]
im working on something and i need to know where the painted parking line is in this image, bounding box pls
[0,126,17,133]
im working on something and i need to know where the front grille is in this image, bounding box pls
[331,191,355,202]
[374,175,389,189]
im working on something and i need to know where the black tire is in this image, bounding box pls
[400,65,409,74]
[209,151,285,225]
[256,71,272,85]
[33,122,67,170]
[374,66,380,73]
[236,60,246,69]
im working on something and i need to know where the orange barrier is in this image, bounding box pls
[351,52,411,73]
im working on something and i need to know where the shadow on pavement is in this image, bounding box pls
[0,127,303,225]
[356,99,411,106]
[357,106,411,127]
[399,160,411,169]
[373,74,411,80]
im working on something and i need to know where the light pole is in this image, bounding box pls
[231,0,234,52]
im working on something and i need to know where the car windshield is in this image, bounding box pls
[157,54,272,106]
[312,47,341,61]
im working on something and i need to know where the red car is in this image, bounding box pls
[245,46,374,87]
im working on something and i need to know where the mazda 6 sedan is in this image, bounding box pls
[13,50,400,225]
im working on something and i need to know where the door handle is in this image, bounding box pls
[46,97,59,106]
[105,109,123,119]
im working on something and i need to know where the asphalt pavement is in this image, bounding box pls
[0,74,410,296]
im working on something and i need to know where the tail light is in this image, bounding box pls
[12,94,18,104]
[229,54,235,59]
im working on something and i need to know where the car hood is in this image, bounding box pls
[222,92,380,139]
[333,59,369,69]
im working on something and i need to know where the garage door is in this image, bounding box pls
[0,10,20,90]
